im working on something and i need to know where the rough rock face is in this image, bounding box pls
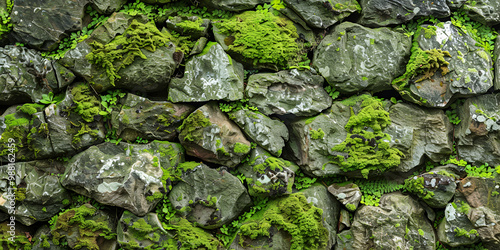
[9,0,88,50]
[60,142,165,216]
[91,0,127,14]
[351,193,435,249]
[313,22,411,94]
[117,211,173,249]
[458,177,500,248]
[0,46,75,105]
[393,22,493,108]
[32,225,65,250]
[456,94,500,166]
[197,0,268,11]
[111,93,195,142]
[229,109,288,156]
[282,0,360,29]
[178,102,251,168]
[0,161,70,226]
[328,182,362,212]
[463,0,500,26]
[246,69,332,116]
[168,43,244,102]
[404,172,457,208]
[358,0,450,27]
[168,162,252,229]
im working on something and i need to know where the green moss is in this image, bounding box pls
[17,103,45,115]
[86,20,171,86]
[160,161,199,191]
[14,188,26,201]
[418,229,424,236]
[72,123,98,144]
[156,114,171,127]
[198,41,218,57]
[454,228,478,238]
[233,142,250,154]
[304,116,317,125]
[214,7,299,68]
[40,234,51,248]
[422,26,437,38]
[310,128,325,140]
[404,176,434,200]
[217,146,230,156]
[345,203,356,211]
[253,157,290,174]
[178,110,211,142]
[71,83,101,123]
[238,193,328,249]
[0,222,31,250]
[172,16,205,33]
[169,217,221,249]
[330,98,404,178]
[146,191,163,201]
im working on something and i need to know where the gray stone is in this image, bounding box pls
[10,0,88,50]
[463,0,500,26]
[168,162,251,229]
[91,0,127,14]
[328,182,362,211]
[111,93,195,142]
[117,211,174,249]
[178,102,251,168]
[168,43,244,102]
[32,225,66,250]
[358,0,450,27]
[197,0,269,11]
[394,22,493,108]
[282,0,360,29]
[495,35,500,90]
[0,161,70,226]
[246,69,332,116]
[313,22,411,94]
[335,230,354,250]
[351,193,435,249]
[455,94,500,167]
[229,109,288,156]
[60,142,166,216]
[404,172,456,208]
[0,46,75,105]
[437,193,479,247]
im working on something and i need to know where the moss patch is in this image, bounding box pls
[178,110,211,142]
[404,176,434,200]
[71,83,101,123]
[169,217,221,249]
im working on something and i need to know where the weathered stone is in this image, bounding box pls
[32,225,66,250]
[10,0,88,50]
[393,22,493,108]
[178,102,251,168]
[335,230,354,250]
[328,182,362,211]
[338,209,351,231]
[60,142,167,216]
[0,46,75,105]
[351,193,435,249]
[229,109,288,156]
[456,94,500,166]
[168,162,251,229]
[282,0,360,29]
[197,0,268,11]
[117,211,174,249]
[165,16,210,39]
[404,172,456,208]
[246,69,332,116]
[313,22,411,94]
[463,0,500,26]
[358,0,450,27]
[0,161,70,226]
[91,0,127,14]
[111,93,195,142]
[168,43,244,102]
[238,147,298,198]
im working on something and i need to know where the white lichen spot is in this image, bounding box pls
[445,203,457,221]
[463,181,472,187]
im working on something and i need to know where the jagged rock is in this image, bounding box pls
[168,162,252,229]
[165,16,210,39]
[238,147,298,198]
[463,0,500,26]
[335,230,354,250]
[0,46,75,105]
[197,0,268,11]
[0,161,70,226]
[328,182,362,211]
[91,0,127,14]
[456,94,500,166]
[229,109,288,156]
[393,22,493,108]
[168,42,244,102]
[301,183,341,249]
[60,142,168,216]
[358,0,450,27]
[246,69,332,116]
[9,0,88,50]
[111,93,195,142]
[313,22,411,94]
[338,209,351,231]
[117,211,174,249]
[282,0,360,29]
[437,192,480,247]
[178,102,251,168]
[32,225,66,250]
[404,172,457,208]
[229,193,329,249]
[351,193,435,249]
[49,204,117,250]
[458,176,500,248]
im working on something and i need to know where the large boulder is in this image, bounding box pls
[10,0,88,50]
[0,46,75,105]
[358,0,450,27]
[463,0,500,26]
[455,94,500,166]
[168,42,244,102]
[60,142,167,216]
[282,0,360,29]
[178,102,251,168]
[168,162,252,229]
[351,193,435,249]
[404,171,457,208]
[246,69,332,116]
[393,22,493,108]
[117,211,174,249]
[313,22,411,94]
[91,0,127,14]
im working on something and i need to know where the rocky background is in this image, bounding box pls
[0,0,500,249]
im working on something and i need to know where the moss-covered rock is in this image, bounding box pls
[117,210,175,249]
[0,221,32,250]
[282,0,360,29]
[404,171,456,208]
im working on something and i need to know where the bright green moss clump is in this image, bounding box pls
[233,142,251,154]
[238,193,328,249]
[0,222,31,250]
[331,98,404,178]
[17,103,45,115]
[0,0,13,39]
[169,217,221,249]
[214,6,299,68]
[404,176,434,200]
[86,19,170,86]
[178,110,211,142]
[310,128,325,140]
[71,83,101,123]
